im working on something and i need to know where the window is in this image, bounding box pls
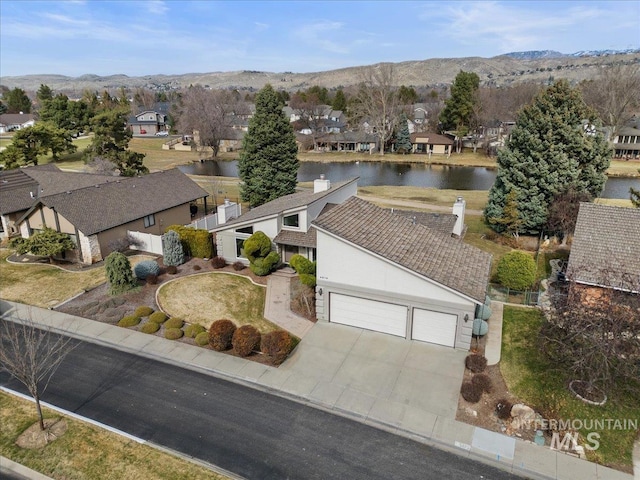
[237,226,253,234]
[283,214,299,228]
[143,214,155,228]
[236,238,246,258]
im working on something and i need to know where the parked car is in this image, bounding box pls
[155,131,169,137]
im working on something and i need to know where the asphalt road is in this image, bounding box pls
[1,333,523,480]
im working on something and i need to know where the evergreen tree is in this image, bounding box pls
[332,89,347,112]
[238,84,299,207]
[5,87,32,113]
[162,230,184,266]
[36,84,54,105]
[13,227,75,264]
[439,71,479,132]
[105,252,138,295]
[485,80,611,234]
[394,113,412,154]
[631,169,640,208]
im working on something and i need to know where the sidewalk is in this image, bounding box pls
[0,300,633,480]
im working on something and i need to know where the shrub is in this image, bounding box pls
[193,264,202,271]
[211,256,227,269]
[242,231,272,262]
[289,254,316,275]
[162,229,185,266]
[250,251,280,276]
[105,252,137,295]
[496,250,537,291]
[149,311,168,324]
[118,315,141,327]
[471,373,493,393]
[165,317,184,329]
[165,225,213,258]
[141,322,160,334]
[133,260,160,280]
[299,273,316,288]
[208,319,236,351]
[232,325,261,357]
[166,265,177,275]
[195,331,209,346]
[184,323,206,338]
[495,399,513,420]
[465,354,487,373]
[164,328,184,340]
[146,274,158,285]
[133,306,154,317]
[460,382,483,403]
[9,236,28,254]
[232,261,246,271]
[261,330,293,365]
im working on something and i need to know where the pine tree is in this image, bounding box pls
[332,89,347,112]
[238,84,299,207]
[485,80,611,234]
[162,229,184,266]
[105,252,138,295]
[439,71,479,132]
[395,113,412,154]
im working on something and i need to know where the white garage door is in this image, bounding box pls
[412,308,458,347]
[330,294,407,337]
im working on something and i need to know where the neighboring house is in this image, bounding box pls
[410,132,454,156]
[612,116,640,159]
[0,164,118,239]
[15,168,208,264]
[128,110,169,136]
[0,113,36,133]
[313,132,377,153]
[213,177,358,264]
[219,129,245,153]
[312,196,492,349]
[566,203,640,293]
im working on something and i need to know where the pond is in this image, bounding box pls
[178,160,639,199]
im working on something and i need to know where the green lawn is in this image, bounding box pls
[501,306,639,471]
[0,391,227,480]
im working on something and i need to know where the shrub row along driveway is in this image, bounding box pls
[157,272,279,333]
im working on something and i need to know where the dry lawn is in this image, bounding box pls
[0,391,228,480]
[157,272,278,332]
[358,186,488,211]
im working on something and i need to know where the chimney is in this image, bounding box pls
[217,199,241,225]
[314,174,330,193]
[452,196,465,237]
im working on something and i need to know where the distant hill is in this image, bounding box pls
[2,50,639,95]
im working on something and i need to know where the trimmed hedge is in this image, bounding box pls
[195,331,209,346]
[118,315,141,327]
[208,319,236,351]
[232,325,261,357]
[495,399,513,420]
[211,256,227,269]
[165,225,213,259]
[149,311,168,324]
[471,373,493,393]
[260,330,293,365]
[141,322,160,334]
[465,354,487,373]
[134,306,154,317]
[165,317,184,329]
[184,323,206,338]
[461,382,483,403]
[164,328,184,340]
[133,260,160,280]
[289,254,316,275]
[496,250,537,291]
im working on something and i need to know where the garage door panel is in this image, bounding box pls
[412,309,457,347]
[330,294,406,337]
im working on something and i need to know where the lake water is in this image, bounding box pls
[179,160,639,199]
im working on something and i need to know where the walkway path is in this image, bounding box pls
[264,268,314,338]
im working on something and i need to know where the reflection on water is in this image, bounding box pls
[178,160,638,199]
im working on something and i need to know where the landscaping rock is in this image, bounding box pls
[510,403,537,430]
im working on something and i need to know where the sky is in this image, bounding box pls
[1,0,639,78]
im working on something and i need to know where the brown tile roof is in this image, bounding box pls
[22,168,208,235]
[214,178,358,230]
[390,209,457,236]
[410,132,454,145]
[273,229,317,248]
[567,203,640,291]
[312,197,492,302]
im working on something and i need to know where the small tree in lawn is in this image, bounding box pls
[395,113,412,154]
[162,230,184,266]
[0,315,76,431]
[13,227,75,263]
[105,252,137,295]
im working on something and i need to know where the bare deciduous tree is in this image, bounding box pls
[546,188,592,245]
[581,63,640,138]
[175,86,240,158]
[350,64,401,155]
[290,92,327,150]
[0,317,76,430]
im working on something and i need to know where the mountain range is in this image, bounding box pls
[1,49,638,95]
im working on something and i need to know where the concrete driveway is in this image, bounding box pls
[281,322,467,420]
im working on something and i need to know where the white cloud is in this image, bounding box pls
[254,22,269,31]
[147,0,168,15]
[293,21,349,54]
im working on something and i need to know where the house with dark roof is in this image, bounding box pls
[410,132,454,156]
[0,164,118,238]
[312,196,492,349]
[128,110,169,136]
[566,203,640,293]
[612,116,640,159]
[14,168,208,264]
[0,113,36,133]
[212,177,358,264]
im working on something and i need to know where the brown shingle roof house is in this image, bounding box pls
[14,168,208,264]
[566,202,640,292]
